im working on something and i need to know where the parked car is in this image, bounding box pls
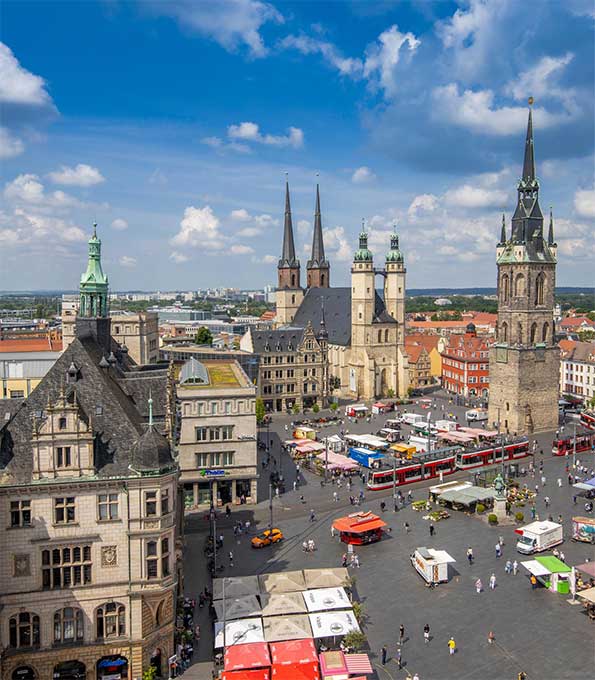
[251,528,284,548]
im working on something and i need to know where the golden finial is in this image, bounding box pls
[528,96,534,107]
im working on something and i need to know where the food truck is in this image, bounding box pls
[390,443,417,460]
[377,427,401,443]
[515,521,564,554]
[572,516,595,543]
[344,404,368,418]
[332,511,386,545]
[401,412,424,425]
[348,447,385,469]
[293,425,316,441]
[410,547,456,585]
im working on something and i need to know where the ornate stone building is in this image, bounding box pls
[268,182,409,406]
[488,107,560,434]
[0,226,180,680]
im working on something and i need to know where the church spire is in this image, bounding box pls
[79,222,109,318]
[548,206,556,246]
[522,103,536,185]
[500,213,506,244]
[279,178,298,267]
[306,179,330,288]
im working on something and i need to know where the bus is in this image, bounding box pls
[367,448,458,491]
[455,437,530,470]
[580,410,595,431]
[552,431,595,456]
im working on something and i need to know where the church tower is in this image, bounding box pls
[79,222,109,318]
[276,180,304,324]
[384,226,406,347]
[488,105,559,435]
[306,184,330,288]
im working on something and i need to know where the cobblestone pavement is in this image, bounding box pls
[181,393,594,680]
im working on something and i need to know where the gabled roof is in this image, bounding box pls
[0,337,63,353]
[292,287,352,346]
[248,327,305,353]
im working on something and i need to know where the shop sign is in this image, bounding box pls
[199,469,225,477]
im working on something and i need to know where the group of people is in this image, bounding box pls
[341,551,360,568]
[380,623,458,677]
[172,597,200,676]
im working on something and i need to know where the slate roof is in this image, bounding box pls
[249,327,305,353]
[0,334,174,484]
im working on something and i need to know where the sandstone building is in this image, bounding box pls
[488,107,560,434]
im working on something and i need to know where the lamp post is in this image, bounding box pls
[324,437,329,484]
[210,480,217,574]
[269,482,274,530]
[393,452,398,512]
[573,421,577,471]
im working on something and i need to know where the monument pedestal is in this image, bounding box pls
[493,496,507,522]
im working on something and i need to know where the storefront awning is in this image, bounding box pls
[575,562,595,579]
[302,587,351,613]
[521,560,552,577]
[224,642,271,672]
[535,556,571,573]
[214,576,260,600]
[344,653,373,675]
[269,638,317,665]
[214,618,264,648]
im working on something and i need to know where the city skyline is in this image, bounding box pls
[1,0,594,291]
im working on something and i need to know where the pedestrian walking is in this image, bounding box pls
[475,578,483,593]
[489,573,497,590]
[404,521,410,533]
[228,551,234,568]
[448,637,456,655]
[293,480,297,491]
[310,509,316,522]
[544,496,550,508]
[399,624,405,645]
[495,542,502,558]
[505,560,512,574]
[541,475,546,486]
[300,494,305,504]
[429,523,435,537]
[352,554,360,568]
[488,631,495,645]
[423,623,430,644]
[530,574,537,589]
[412,674,420,680]
[557,478,562,488]
[560,551,565,562]
[499,535,504,546]
[381,645,387,665]
[331,525,336,537]
[513,560,519,575]
[395,648,402,669]
[333,491,338,503]
[467,547,474,565]
[341,553,348,567]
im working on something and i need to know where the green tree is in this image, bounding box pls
[312,403,320,413]
[330,402,339,412]
[195,326,213,346]
[142,668,157,680]
[343,630,367,652]
[292,404,300,415]
[255,398,266,425]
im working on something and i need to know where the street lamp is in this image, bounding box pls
[573,421,577,471]
[393,452,398,512]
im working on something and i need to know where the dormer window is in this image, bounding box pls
[59,417,67,431]
[55,447,72,468]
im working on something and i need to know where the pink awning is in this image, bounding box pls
[344,654,373,675]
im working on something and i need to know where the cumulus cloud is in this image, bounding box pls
[230,209,278,236]
[279,35,362,77]
[170,205,225,250]
[352,166,376,184]
[323,226,352,261]
[230,244,255,254]
[407,194,439,220]
[227,121,304,148]
[251,253,277,264]
[119,255,137,268]
[298,219,311,235]
[111,218,128,231]
[4,173,80,209]
[200,136,252,154]
[0,42,52,105]
[230,208,251,222]
[48,163,105,187]
[169,251,190,263]
[574,188,595,218]
[146,0,283,57]
[506,53,574,102]
[0,207,85,248]
[0,126,24,158]
[444,184,508,209]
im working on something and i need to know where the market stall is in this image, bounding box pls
[259,571,306,594]
[303,568,349,590]
[302,587,351,613]
[332,512,387,545]
[372,402,390,414]
[572,516,595,543]
[410,547,456,585]
[224,642,271,672]
[315,451,360,473]
[263,615,313,643]
[269,638,318,666]
[308,611,360,639]
[294,426,317,441]
[319,651,348,680]
[260,592,308,617]
[521,556,572,593]
[214,618,265,648]
[214,576,260,600]
[215,595,262,621]
[222,670,270,680]
[271,662,320,680]
[438,486,496,511]
[575,586,595,620]
[322,435,345,453]
[344,654,373,676]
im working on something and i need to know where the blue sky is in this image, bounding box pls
[1,0,593,291]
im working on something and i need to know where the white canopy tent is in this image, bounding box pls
[308,610,360,638]
[213,617,264,649]
[302,587,351,612]
[521,560,552,577]
[263,614,313,642]
[260,592,307,617]
[213,576,260,600]
[214,595,261,621]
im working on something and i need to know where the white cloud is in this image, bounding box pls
[0,207,85,248]
[444,184,508,209]
[230,209,279,237]
[0,42,52,105]
[279,34,363,77]
[202,136,223,148]
[148,168,168,185]
[323,226,352,261]
[111,218,128,231]
[574,188,595,218]
[4,173,80,209]
[169,251,190,263]
[201,135,252,154]
[230,208,251,222]
[352,166,376,184]
[170,205,226,251]
[230,244,255,255]
[251,253,277,264]
[506,53,574,102]
[228,121,304,148]
[407,194,439,220]
[363,25,420,97]
[119,256,137,268]
[48,163,105,187]
[434,84,575,136]
[297,219,311,235]
[0,126,24,158]
[151,0,283,57]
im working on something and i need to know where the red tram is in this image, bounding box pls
[552,431,595,456]
[367,448,457,491]
[580,410,595,431]
[456,438,530,470]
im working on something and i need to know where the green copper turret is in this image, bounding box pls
[79,222,109,317]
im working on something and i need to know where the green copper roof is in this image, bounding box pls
[386,227,404,262]
[80,223,109,317]
[354,225,373,262]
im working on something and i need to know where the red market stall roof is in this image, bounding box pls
[332,512,387,535]
[271,662,320,680]
[269,639,317,666]
[225,642,271,672]
[222,670,270,680]
[344,654,373,675]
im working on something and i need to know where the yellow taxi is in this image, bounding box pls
[251,528,284,548]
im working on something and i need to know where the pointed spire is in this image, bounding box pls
[309,182,326,265]
[522,101,536,185]
[548,206,555,245]
[500,213,506,244]
[279,176,298,267]
[148,390,154,427]
[319,296,328,339]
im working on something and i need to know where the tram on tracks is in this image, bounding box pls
[552,430,595,456]
[580,410,595,431]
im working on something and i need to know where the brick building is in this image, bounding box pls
[441,323,491,398]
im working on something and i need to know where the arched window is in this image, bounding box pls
[384,329,389,343]
[54,607,84,644]
[291,294,295,304]
[155,600,165,626]
[514,273,525,297]
[96,602,126,639]
[501,322,508,342]
[501,274,510,302]
[321,274,325,286]
[291,274,296,287]
[535,272,545,305]
[542,322,549,343]
[530,322,537,344]
[9,612,40,648]
[377,330,382,343]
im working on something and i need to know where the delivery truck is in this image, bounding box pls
[401,412,424,426]
[465,408,489,422]
[348,447,385,469]
[515,521,563,554]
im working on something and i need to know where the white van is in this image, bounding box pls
[465,409,488,422]
[401,412,424,426]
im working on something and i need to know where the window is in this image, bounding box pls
[54,607,84,644]
[58,417,67,430]
[98,493,119,521]
[222,452,234,466]
[55,447,72,468]
[224,401,232,414]
[514,273,525,297]
[145,491,158,516]
[161,537,170,576]
[10,499,31,527]
[96,602,125,639]
[535,272,545,305]
[161,488,170,515]
[197,452,209,467]
[9,612,40,648]
[41,544,92,589]
[275,370,283,379]
[195,427,208,442]
[221,425,234,440]
[146,540,158,579]
[209,427,221,441]
[54,497,76,524]
[212,402,218,415]
[542,322,549,343]
[95,405,103,416]
[530,322,537,344]
[9,390,25,398]
[501,274,509,302]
